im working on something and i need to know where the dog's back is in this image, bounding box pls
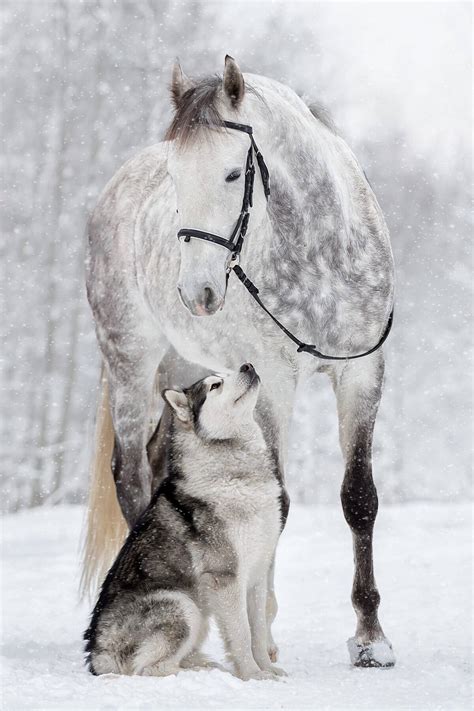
[85,365,288,679]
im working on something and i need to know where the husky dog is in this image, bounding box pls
[84,364,289,680]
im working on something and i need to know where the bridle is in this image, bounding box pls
[177,121,268,268]
[177,120,393,361]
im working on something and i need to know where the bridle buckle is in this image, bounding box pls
[227,252,240,272]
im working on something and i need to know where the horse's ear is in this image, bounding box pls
[223,55,245,107]
[170,60,194,110]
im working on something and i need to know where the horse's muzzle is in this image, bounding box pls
[177,284,224,316]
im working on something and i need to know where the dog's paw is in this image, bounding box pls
[268,664,287,677]
[252,669,281,681]
[267,643,279,663]
[239,669,280,681]
[347,637,396,668]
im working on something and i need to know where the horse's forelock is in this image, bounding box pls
[165,75,262,147]
[165,75,225,146]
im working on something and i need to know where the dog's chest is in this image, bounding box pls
[181,441,282,582]
[211,474,281,575]
[227,504,280,581]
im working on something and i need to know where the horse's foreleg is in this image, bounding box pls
[105,343,165,528]
[331,352,395,668]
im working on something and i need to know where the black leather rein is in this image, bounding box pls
[177,120,393,362]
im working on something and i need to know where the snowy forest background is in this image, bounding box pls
[1,1,472,512]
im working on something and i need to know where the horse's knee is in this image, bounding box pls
[341,466,378,533]
[352,581,380,617]
[112,437,151,526]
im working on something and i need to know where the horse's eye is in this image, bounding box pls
[210,381,221,391]
[226,170,241,183]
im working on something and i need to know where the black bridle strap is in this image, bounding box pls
[232,264,394,361]
[222,120,271,199]
[177,120,268,256]
[176,228,238,252]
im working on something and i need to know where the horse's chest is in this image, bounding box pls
[163,297,275,373]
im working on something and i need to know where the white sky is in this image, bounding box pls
[312,1,472,159]
[209,1,472,167]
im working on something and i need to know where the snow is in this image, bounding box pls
[2,503,472,710]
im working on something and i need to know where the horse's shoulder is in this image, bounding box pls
[90,142,170,227]
[111,142,169,192]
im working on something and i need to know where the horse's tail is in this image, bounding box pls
[80,366,128,600]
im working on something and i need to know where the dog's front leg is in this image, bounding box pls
[266,557,279,662]
[206,578,276,681]
[248,576,287,676]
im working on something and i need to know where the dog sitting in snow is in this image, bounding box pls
[84,364,289,680]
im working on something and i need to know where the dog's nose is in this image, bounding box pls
[240,363,254,373]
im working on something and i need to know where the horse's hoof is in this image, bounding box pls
[347,637,396,668]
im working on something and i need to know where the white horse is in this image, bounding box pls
[83,56,395,668]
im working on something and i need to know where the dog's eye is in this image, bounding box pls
[225,170,241,183]
[210,381,221,391]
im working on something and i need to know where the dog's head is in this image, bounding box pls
[162,363,260,440]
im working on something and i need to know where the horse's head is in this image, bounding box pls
[166,57,267,317]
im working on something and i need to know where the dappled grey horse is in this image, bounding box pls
[84,57,395,668]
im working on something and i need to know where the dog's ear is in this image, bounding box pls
[162,388,191,423]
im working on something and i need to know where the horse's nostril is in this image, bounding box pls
[240,362,254,373]
[203,286,216,311]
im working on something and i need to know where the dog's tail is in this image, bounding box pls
[80,366,128,600]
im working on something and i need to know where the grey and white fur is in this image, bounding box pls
[84,364,289,680]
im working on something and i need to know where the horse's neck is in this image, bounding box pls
[236,78,393,356]
[247,78,382,254]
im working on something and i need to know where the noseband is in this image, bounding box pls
[176,121,393,361]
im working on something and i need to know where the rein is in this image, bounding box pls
[177,120,393,361]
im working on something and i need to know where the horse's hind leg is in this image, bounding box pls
[330,352,395,668]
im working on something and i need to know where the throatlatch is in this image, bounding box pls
[177,121,393,361]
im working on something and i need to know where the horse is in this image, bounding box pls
[82,56,395,668]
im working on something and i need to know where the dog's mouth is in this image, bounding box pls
[234,371,260,403]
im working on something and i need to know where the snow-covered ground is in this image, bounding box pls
[1,502,472,710]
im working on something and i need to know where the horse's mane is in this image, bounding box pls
[307,101,338,134]
[165,73,337,146]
